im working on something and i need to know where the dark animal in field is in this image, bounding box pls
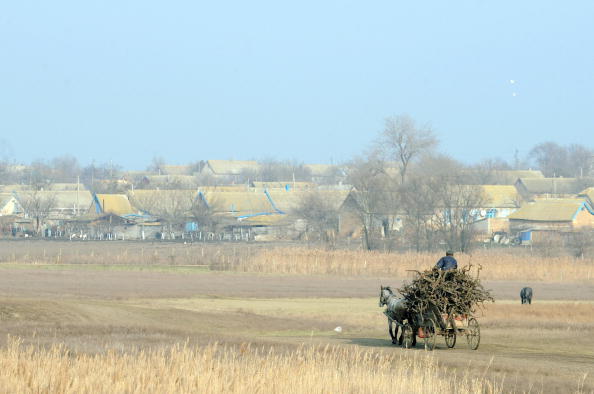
[520,287,533,304]
[379,286,416,346]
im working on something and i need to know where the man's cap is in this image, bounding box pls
[446,250,454,255]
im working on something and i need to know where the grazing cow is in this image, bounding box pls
[520,287,533,304]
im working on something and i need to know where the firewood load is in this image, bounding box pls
[397,265,495,317]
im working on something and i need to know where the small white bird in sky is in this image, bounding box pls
[510,79,516,84]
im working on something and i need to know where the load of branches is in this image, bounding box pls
[398,265,494,318]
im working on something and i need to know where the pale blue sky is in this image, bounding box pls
[1,1,592,169]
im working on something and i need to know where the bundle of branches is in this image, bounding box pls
[398,265,494,318]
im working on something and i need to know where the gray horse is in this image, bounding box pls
[379,286,415,346]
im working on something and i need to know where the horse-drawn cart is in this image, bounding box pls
[381,286,482,351]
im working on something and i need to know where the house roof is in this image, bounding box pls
[266,190,351,212]
[578,187,594,205]
[161,165,193,175]
[127,190,198,214]
[303,164,340,177]
[94,194,136,215]
[144,175,198,189]
[14,190,93,211]
[493,170,544,184]
[516,177,583,195]
[47,183,88,191]
[0,184,32,192]
[480,185,520,208]
[199,191,275,216]
[205,160,260,175]
[198,185,252,192]
[508,199,593,222]
[251,181,315,190]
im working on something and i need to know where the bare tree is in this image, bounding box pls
[566,231,594,258]
[148,156,167,175]
[377,115,437,184]
[293,191,339,245]
[18,191,57,235]
[431,183,485,252]
[51,155,81,182]
[568,144,594,178]
[529,142,593,178]
[129,190,194,235]
[400,176,439,252]
[189,194,222,234]
[346,158,395,250]
[241,159,312,183]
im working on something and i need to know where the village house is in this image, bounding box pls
[514,177,585,201]
[471,185,522,234]
[200,160,260,182]
[507,199,594,242]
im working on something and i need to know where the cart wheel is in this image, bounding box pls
[444,329,456,348]
[445,316,456,348]
[423,319,437,351]
[402,323,414,349]
[466,318,480,350]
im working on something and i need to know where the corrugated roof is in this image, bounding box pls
[95,194,136,215]
[481,185,520,208]
[205,160,260,175]
[267,190,350,212]
[508,199,591,222]
[200,191,275,216]
[516,178,583,194]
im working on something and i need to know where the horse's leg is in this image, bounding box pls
[388,320,397,344]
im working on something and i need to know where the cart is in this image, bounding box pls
[399,305,481,351]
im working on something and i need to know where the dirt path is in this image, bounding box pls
[0,267,592,300]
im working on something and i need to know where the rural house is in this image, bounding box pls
[514,177,585,201]
[201,160,260,182]
[508,199,594,238]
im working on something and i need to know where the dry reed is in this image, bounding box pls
[0,337,502,394]
[234,248,594,282]
[1,241,592,282]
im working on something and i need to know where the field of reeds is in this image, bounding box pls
[234,248,594,282]
[0,240,593,282]
[0,337,502,394]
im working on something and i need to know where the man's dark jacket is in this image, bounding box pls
[435,256,458,270]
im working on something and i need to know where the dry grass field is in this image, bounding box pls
[1,240,593,282]
[0,338,503,394]
[0,240,593,393]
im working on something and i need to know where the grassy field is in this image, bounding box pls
[0,240,593,393]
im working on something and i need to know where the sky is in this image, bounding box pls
[1,1,593,169]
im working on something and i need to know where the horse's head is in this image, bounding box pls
[379,286,393,307]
